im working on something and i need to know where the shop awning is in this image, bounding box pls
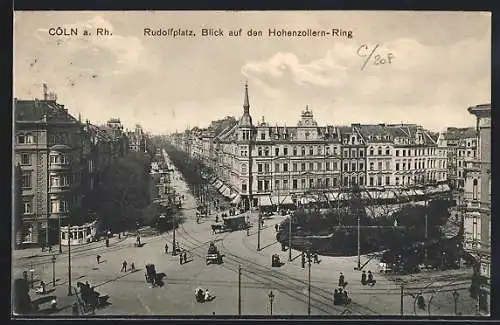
[222,188,231,198]
[300,197,316,204]
[260,196,273,206]
[414,189,425,195]
[280,195,294,205]
[218,184,228,194]
[231,195,241,204]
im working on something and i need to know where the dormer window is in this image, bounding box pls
[18,134,34,144]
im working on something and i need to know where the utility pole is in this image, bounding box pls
[257,212,261,251]
[400,284,404,316]
[307,250,311,316]
[172,214,177,256]
[288,216,292,261]
[424,199,428,266]
[357,213,361,270]
[238,265,242,316]
[67,225,72,296]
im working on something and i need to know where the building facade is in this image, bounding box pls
[462,103,491,315]
[14,98,86,247]
[170,83,448,209]
[438,127,477,190]
[127,124,147,153]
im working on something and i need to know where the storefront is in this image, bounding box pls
[60,220,99,246]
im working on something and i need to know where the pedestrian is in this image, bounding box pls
[275,224,279,232]
[179,253,183,265]
[96,255,101,264]
[333,289,339,305]
[367,270,376,286]
[136,235,141,246]
[301,252,306,268]
[48,245,53,253]
[313,252,320,264]
[165,243,169,254]
[183,251,188,263]
[361,270,367,285]
[338,272,346,287]
[130,262,136,272]
[105,238,109,247]
[121,260,127,272]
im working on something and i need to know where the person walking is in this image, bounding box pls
[164,243,169,254]
[275,224,279,232]
[96,255,101,264]
[361,270,367,285]
[121,260,127,272]
[183,251,188,263]
[179,253,183,265]
[130,262,136,272]
[367,270,376,286]
[338,272,346,287]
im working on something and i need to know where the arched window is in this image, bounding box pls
[301,146,306,155]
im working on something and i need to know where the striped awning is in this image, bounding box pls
[300,197,316,204]
[280,195,294,205]
[231,195,241,204]
[222,188,231,198]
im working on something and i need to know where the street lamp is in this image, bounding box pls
[29,269,34,289]
[268,290,275,315]
[51,255,56,287]
[452,290,459,315]
[67,225,72,296]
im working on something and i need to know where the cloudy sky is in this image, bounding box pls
[14,11,490,134]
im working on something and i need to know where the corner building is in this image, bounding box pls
[207,83,446,209]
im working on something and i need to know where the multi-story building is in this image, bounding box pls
[13,98,86,247]
[170,83,449,209]
[463,103,491,315]
[438,127,477,190]
[127,124,147,153]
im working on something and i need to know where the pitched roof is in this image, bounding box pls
[442,127,476,140]
[15,99,79,124]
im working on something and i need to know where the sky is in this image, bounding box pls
[13,11,491,134]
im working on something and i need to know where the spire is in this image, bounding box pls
[243,80,250,114]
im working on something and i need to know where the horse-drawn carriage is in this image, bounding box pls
[206,242,223,265]
[271,254,282,267]
[145,264,160,287]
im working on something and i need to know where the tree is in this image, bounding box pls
[89,152,152,231]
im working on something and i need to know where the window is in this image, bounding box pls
[369,177,374,186]
[241,163,247,173]
[402,150,406,157]
[275,180,280,190]
[377,176,382,186]
[283,179,288,190]
[318,147,322,155]
[325,178,330,187]
[369,162,374,171]
[344,149,349,158]
[395,163,400,171]
[359,163,364,170]
[23,200,32,214]
[258,148,262,156]
[293,163,297,172]
[385,148,390,155]
[351,149,357,158]
[333,162,338,170]
[275,148,279,156]
[385,176,390,185]
[333,177,338,187]
[351,176,357,185]
[51,176,60,187]
[378,147,382,155]
[21,173,32,188]
[359,176,364,186]
[385,161,390,170]
[351,163,356,171]
[293,147,297,156]
[284,147,288,156]
[51,199,60,213]
[293,179,298,189]
[309,179,314,188]
[283,163,288,172]
[316,162,321,171]
[396,150,400,157]
[402,162,406,170]
[326,162,330,171]
[264,164,270,172]
[378,162,382,170]
[301,163,305,171]
[344,163,349,171]
[370,148,374,156]
[261,133,265,140]
[258,164,263,173]
[20,153,31,165]
[359,149,364,157]
[473,179,478,200]
[301,179,306,189]
[395,177,399,186]
[309,147,314,155]
[264,147,269,156]
[309,163,313,171]
[301,147,306,155]
[275,163,280,173]
[242,184,247,192]
[18,134,33,144]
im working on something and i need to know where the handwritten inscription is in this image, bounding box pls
[357,44,394,71]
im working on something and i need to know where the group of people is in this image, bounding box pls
[120,260,136,272]
[195,288,215,303]
[333,287,351,306]
[361,270,377,286]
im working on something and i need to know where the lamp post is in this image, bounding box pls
[58,215,62,253]
[67,225,72,296]
[29,269,34,289]
[452,290,459,315]
[288,215,292,261]
[172,214,177,256]
[307,250,311,316]
[257,212,261,251]
[51,255,56,287]
[268,290,275,315]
